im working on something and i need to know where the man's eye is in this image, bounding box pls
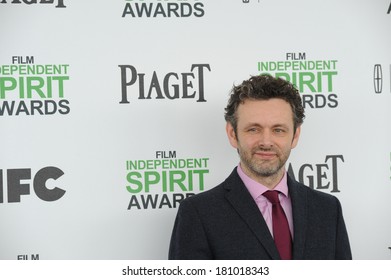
[274,128,285,134]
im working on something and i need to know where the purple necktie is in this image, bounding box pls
[263,190,292,260]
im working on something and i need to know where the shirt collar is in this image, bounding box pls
[237,163,289,200]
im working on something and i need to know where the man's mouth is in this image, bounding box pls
[254,151,277,160]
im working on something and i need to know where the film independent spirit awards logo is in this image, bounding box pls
[122,0,205,18]
[0,56,70,117]
[125,151,209,210]
[258,52,339,109]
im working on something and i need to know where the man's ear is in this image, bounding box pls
[226,122,238,149]
[291,125,301,149]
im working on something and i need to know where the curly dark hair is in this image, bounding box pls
[224,74,305,133]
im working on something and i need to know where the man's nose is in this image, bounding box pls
[258,130,274,147]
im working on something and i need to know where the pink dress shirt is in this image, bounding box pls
[237,164,294,239]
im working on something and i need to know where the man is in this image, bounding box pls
[169,74,352,260]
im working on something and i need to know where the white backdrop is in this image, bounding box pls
[1,0,390,260]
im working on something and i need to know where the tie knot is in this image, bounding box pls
[263,190,280,204]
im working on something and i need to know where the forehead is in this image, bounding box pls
[236,98,294,126]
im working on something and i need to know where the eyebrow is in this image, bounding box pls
[244,123,290,129]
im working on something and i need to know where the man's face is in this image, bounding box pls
[226,98,301,183]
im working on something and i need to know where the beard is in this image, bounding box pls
[238,145,289,178]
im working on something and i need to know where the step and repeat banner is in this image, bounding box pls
[1,0,390,260]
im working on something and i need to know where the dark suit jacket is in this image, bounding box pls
[169,168,352,260]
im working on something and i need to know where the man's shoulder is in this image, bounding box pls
[184,179,227,205]
[288,176,339,204]
[181,168,239,206]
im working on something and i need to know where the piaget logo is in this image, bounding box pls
[122,0,205,18]
[0,0,66,8]
[119,64,210,103]
[287,154,345,193]
[258,53,339,109]
[125,151,209,210]
[0,56,70,116]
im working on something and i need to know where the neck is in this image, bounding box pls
[240,164,285,189]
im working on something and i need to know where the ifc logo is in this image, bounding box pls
[0,166,66,203]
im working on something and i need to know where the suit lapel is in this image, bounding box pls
[287,176,308,260]
[223,169,281,260]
